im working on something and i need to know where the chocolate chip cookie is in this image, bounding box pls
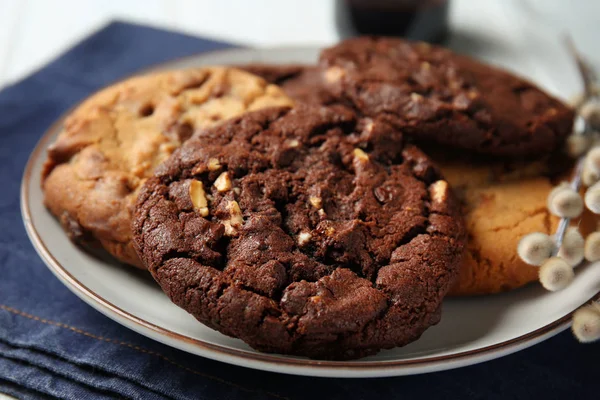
[132,105,465,359]
[319,37,574,156]
[42,67,294,268]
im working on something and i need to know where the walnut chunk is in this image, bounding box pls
[363,118,375,134]
[430,180,448,204]
[223,200,243,236]
[287,139,300,148]
[214,172,232,192]
[410,92,423,102]
[467,90,479,100]
[190,180,209,217]
[208,158,221,171]
[297,231,312,246]
[353,148,369,162]
[309,196,322,209]
[325,66,345,83]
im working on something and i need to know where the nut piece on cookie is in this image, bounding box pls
[324,66,345,83]
[208,158,221,171]
[189,180,209,217]
[353,148,369,162]
[214,172,232,192]
[309,196,322,209]
[297,231,312,246]
[430,180,449,204]
[223,200,243,236]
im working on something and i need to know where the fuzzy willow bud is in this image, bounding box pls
[557,228,585,267]
[584,231,600,262]
[517,232,554,266]
[579,101,600,131]
[538,257,574,291]
[584,181,600,214]
[566,134,593,158]
[572,302,600,343]
[547,184,584,218]
[585,147,600,176]
[582,161,600,187]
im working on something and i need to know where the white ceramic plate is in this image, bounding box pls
[22,45,600,378]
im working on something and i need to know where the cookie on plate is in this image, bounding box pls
[132,105,465,359]
[245,62,588,296]
[433,150,597,296]
[319,36,574,156]
[42,67,293,268]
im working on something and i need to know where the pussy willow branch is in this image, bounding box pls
[553,36,596,253]
[553,157,584,253]
[564,35,597,99]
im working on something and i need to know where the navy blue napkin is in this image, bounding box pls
[1,21,598,400]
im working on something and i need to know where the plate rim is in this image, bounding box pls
[20,45,597,377]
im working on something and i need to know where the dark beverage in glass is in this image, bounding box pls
[335,0,450,43]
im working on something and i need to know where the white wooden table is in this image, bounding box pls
[0,0,341,88]
[1,0,598,90]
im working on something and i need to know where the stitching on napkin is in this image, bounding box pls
[0,304,289,400]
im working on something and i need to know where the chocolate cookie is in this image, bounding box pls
[132,105,465,359]
[319,37,574,156]
[43,67,294,268]
[240,62,583,296]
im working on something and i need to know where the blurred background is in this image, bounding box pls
[0,0,598,89]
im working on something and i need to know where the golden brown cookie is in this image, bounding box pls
[433,151,596,296]
[42,67,294,268]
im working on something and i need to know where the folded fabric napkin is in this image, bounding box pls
[0,21,597,400]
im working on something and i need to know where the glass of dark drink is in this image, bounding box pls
[335,0,450,43]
